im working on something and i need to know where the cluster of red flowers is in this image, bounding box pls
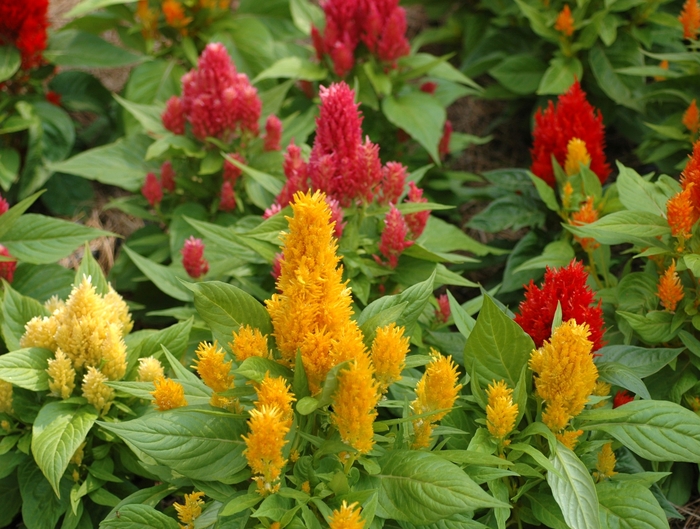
[181,236,209,279]
[141,161,177,207]
[0,0,49,69]
[530,81,610,187]
[515,260,606,352]
[162,43,263,142]
[311,0,410,77]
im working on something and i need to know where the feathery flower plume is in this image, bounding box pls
[82,367,114,415]
[45,295,64,314]
[175,492,205,529]
[0,193,9,215]
[515,260,605,351]
[370,323,409,393]
[594,443,617,481]
[658,260,684,311]
[438,120,453,159]
[0,380,13,414]
[0,0,49,69]
[0,245,16,283]
[20,315,57,350]
[142,172,162,207]
[377,204,413,268]
[219,181,236,212]
[679,0,700,39]
[243,405,290,495]
[405,181,430,239]
[193,342,239,411]
[411,349,462,448]
[151,376,188,411]
[330,353,380,454]
[613,390,634,408]
[378,162,406,205]
[255,374,295,424]
[162,96,186,135]
[554,5,575,36]
[231,325,270,362]
[486,380,518,443]
[264,115,283,151]
[181,236,209,279]
[266,191,365,392]
[570,196,600,251]
[683,100,699,135]
[47,349,76,399]
[276,143,308,207]
[160,161,176,193]
[435,294,451,323]
[564,138,591,176]
[136,0,157,39]
[529,320,598,441]
[162,0,192,33]
[329,501,364,529]
[667,184,698,242]
[681,140,700,213]
[223,153,245,184]
[137,356,164,382]
[531,81,610,187]
[100,325,127,381]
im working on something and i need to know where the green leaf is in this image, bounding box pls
[464,296,535,388]
[126,319,193,377]
[376,450,508,525]
[186,281,272,350]
[289,0,324,35]
[514,240,575,273]
[596,345,683,377]
[597,480,668,529]
[564,211,670,248]
[529,173,559,211]
[99,408,248,481]
[122,246,193,302]
[236,357,292,383]
[223,154,283,196]
[616,311,677,343]
[589,45,642,111]
[45,30,145,68]
[100,504,179,529]
[528,492,568,529]
[67,0,136,17]
[0,147,20,191]
[75,244,109,295]
[489,54,547,95]
[0,347,53,390]
[0,190,43,240]
[580,401,700,462]
[548,444,601,529]
[49,134,156,192]
[595,362,650,400]
[221,493,263,516]
[113,95,166,135]
[253,57,328,83]
[382,93,446,163]
[2,214,111,264]
[18,460,71,529]
[0,46,21,83]
[32,402,97,497]
[2,283,49,351]
[537,57,583,95]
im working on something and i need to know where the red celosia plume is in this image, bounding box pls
[181,237,209,279]
[514,260,606,352]
[142,172,163,207]
[0,0,49,69]
[530,81,610,187]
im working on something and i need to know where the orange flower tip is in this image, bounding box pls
[554,5,575,36]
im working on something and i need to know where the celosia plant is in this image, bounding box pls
[0,0,49,69]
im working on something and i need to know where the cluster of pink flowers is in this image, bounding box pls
[141,161,177,207]
[162,43,264,142]
[181,236,209,279]
[311,0,410,77]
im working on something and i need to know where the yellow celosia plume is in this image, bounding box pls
[594,443,617,481]
[485,380,518,442]
[47,349,76,399]
[82,367,114,415]
[370,323,409,393]
[242,405,290,495]
[174,491,205,529]
[151,376,188,411]
[0,380,13,414]
[137,356,165,382]
[255,374,295,425]
[329,501,364,529]
[192,342,240,411]
[231,325,270,362]
[564,138,591,176]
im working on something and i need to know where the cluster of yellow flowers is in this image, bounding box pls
[529,319,598,449]
[485,380,518,448]
[174,491,205,529]
[20,277,134,415]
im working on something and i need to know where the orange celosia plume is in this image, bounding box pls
[679,0,700,39]
[554,5,575,36]
[667,183,699,241]
[657,260,684,312]
[683,100,699,135]
[570,196,600,251]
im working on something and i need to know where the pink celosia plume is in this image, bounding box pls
[181,236,209,279]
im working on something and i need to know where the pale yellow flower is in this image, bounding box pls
[47,348,76,399]
[137,356,164,382]
[20,316,58,350]
[82,367,114,415]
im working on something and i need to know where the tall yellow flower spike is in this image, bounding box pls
[151,377,188,411]
[411,349,462,449]
[329,501,364,529]
[529,319,598,439]
[47,349,76,399]
[82,367,114,415]
[370,323,409,393]
[99,324,127,381]
[174,491,205,529]
[594,443,618,481]
[0,380,13,414]
[330,353,380,454]
[266,191,365,392]
[231,325,270,362]
[242,405,290,495]
[192,342,240,411]
[255,374,295,425]
[564,138,591,176]
[485,380,518,443]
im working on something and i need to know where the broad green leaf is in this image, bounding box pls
[114,95,166,135]
[0,347,53,390]
[221,493,263,516]
[417,216,501,257]
[100,504,179,529]
[616,164,670,216]
[289,0,324,34]
[2,283,49,351]
[597,480,668,529]
[376,450,508,524]
[186,281,272,350]
[464,296,534,388]
[0,147,20,191]
[529,173,559,211]
[0,46,21,83]
[1,214,111,264]
[105,483,178,520]
[616,273,657,313]
[580,401,700,462]
[12,265,74,306]
[18,460,71,529]
[99,409,248,481]
[564,211,670,248]
[253,57,327,83]
[122,246,193,302]
[548,444,601,529]
[45,30,145,68]
[402,54,481,90]
[224,154,283,195]
[596,345,683,377]
[126,319,193,377]
[589,45,642,112]
[49,134,156,192]
[0,190,44,240]
[595,362,650,400]
[616,311,677,343]
[514,240,575,273]
[537,57,583,95]
[489,54,547,95]
[382,93,446,163]
[75,244,109,295]
[32,403,97,497]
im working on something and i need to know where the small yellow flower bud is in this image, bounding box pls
[137,356,164,382]
[82,367,114,415]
